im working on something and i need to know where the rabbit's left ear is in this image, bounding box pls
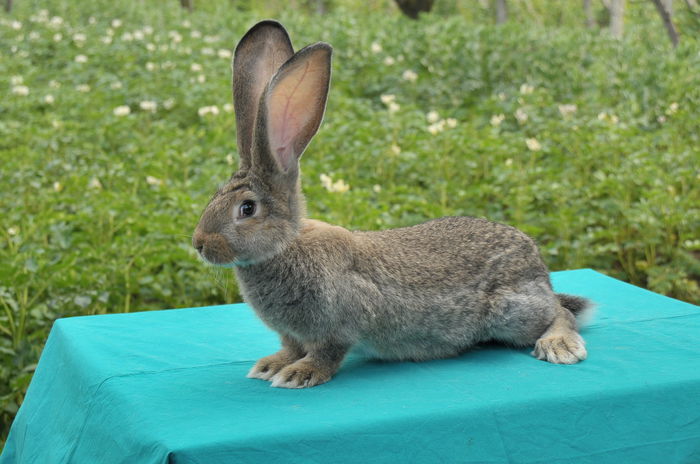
[255,42,332,174]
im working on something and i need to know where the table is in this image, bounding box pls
[2,269,699,463]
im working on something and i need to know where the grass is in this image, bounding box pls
[1,0,699,445]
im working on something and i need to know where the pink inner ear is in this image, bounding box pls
[267,61,317,172]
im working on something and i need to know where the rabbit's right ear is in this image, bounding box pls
[233,21,294,171]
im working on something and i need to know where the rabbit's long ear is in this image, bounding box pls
[233,21,294,171]
[253,43,332,176]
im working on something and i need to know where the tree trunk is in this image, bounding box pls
[179,0,193,12]
[495,0,508,24]
[394,0,435,19]
[609,0,625,38]
[651,0,680,47]
[4,0,12,13]
[583,0,596,28]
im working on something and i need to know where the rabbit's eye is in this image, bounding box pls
[238,200,256,218]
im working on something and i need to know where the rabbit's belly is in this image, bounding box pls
[355,330,480,362]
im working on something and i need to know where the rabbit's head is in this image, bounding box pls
[193,21,331,266]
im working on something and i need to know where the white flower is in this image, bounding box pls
[426,111,440,123]
[204,35,220,43]
[597,112,618,124]
[29,31,40,40]
[44,94,55,104]
[122,32,134,42]
[380,94,396,105]
[446,118,457,128]
[146,62,156,71]
[101,36,113,45]
[505,158,513,167]
[223,103,234,113]
[139,101,157,112]
[427,120,446,135]
[88,177,102,189]
[89,17,96,25]
[53,33,62,42]
[146,43,156,51]
[143,26,154,35]
[11,20,22,30]
[526,138,542,151]
[320,173,333,190]
[76,84,90,92]
[75,54,88,63]
[7,226,19,236]
[657,115,667,124]
[198,105,219,117]
[111,19,122,28]
[558,104,577,118]
[168,31,182,44]
[11,75,23,85]
[402,69,418,82]
[387,102,400,114]
[383,56,395,66]
[497,92,506,101]
[146,175,163,186]
[226,153,235,165]
[191,30,202,39]
[73,33,86,43]
[319,174,350,193]
[182,20,191,28]
[218,49,232,59]
[373,184,382,193]
[666,102,679,115]
[49,16,63,27]
[53,181,63,192]
[197,74,206,83]
[490,114,505,126]
[519,83,534,95]
[190,63,202,72]
[133,30,144,41]
[515,108,528,124]
[113,105,130,116]
[201,47,214,55]
[370,42,382,53]
[163,98,175,110]
[390,144,401,156]
[12,85,29,96]
[49,80,60,88]
[110,81,122,90]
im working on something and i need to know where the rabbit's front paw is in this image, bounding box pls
[532,332,587,364]
[247,353,297,381]
[270,360,332,389]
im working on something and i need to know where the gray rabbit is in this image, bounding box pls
[193,20,591,389]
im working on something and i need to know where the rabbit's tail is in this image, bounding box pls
[557,293,596,326]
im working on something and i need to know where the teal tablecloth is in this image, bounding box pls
[2,269,699,463]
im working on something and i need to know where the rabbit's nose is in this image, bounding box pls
[192,232,205,254]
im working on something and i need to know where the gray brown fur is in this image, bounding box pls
[193,21,592,389]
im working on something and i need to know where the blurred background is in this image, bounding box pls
[1,0,698,444]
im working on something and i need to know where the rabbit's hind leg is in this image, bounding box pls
[531,304,587,364]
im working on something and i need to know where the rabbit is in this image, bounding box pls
[193,20,592,389]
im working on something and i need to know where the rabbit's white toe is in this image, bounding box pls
[532,332,587,364]
[270,361,332,389]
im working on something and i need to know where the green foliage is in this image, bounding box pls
[1,0,698,445]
